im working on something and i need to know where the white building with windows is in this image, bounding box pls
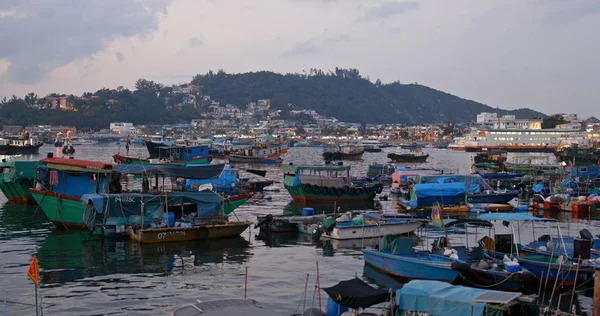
[110,122,135,135]
[476,112,498,124]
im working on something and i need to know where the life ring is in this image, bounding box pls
[359,188,366,194]
[342,186,350,193]
[335,188,343,196]
[350,188,358,196]
[312,185,321,195]
[303,183,312,193]
[125,158,133,164]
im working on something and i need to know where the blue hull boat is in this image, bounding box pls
[363,250,463,282]
[467,191,519,204]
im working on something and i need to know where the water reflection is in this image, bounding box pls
[38,231,252,284]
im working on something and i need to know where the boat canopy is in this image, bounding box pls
[41,157,115,173]
[445,219,493,228]
[81,191,224,228]
[477,213,556,222]
[396,280,522,316]
[112,164,225,179]
[416,174,484,193]
[415,183,465,198]
[322,278,390,309]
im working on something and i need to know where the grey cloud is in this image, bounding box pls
[327,33,351,43]
[188,36,203,48]
[281,40,322,57]
[364,1,419,20]
[115,52,125,63]
[0,0,172,83]
[539,1,600,25]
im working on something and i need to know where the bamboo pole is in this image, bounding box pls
[593,270,600,316]
[568,256,581,315]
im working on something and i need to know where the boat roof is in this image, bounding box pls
[112,163,225,179]
[477,213,556,222]
[172,299,282,316]
[396,280,522,316]
[283,164,351,173]
[40,158,115,173]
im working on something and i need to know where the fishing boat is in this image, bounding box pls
[29,157,225,229]
[362,140,383,153]
[29,157,116,228]
[477,213,596,287]
[0,160,36,203]
[473,149,508,164]
[256,211,327,233]
[228,146,285,164]
[554,144,600,166]
[321,212,426,240]
[113,145,213,166]
[322,144,365,161]
[387,149,429,163]
[283,164,382,203]
[0,135,43,155]
[363,236,469,282]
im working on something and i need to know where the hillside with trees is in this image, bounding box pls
[0,68,545,129]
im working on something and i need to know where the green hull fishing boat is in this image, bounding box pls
[0,160,37,203]
[112,154,212,166]
[31,158,250,232]
[283,164,382,203]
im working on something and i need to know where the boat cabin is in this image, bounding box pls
[284,164,352,189]
[157,145,209,161]
[34,158,115,197]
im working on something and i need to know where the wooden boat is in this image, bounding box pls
[322,144,365,161]
[0,160,36,203]
[473,149,508,164]
[363,237,468,282]
[283,164,382,203]
[387,152,429,163]
[128,220,250,244]
[256,213,327,233]
[321,213,426,240]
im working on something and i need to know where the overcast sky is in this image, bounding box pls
[0,0,598,116]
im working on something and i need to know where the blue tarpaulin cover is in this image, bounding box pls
[415,183,466,198]
[532,182,544,193]
[396,280,493,316]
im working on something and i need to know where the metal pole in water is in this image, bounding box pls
[244,266,248,299]
[568,256,581,313]
[316,262,322,315]
[34,285,38,316]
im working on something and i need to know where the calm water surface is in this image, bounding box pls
[0,145,596,314]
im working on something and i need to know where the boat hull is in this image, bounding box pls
[467,192,519,204]
[128,222,250,244]
[223,194,253,215]
[323,221,423,240]
[465,146,555,153]
[229,155,283,164]
[0,179,34,203]
[113,154,212,166]
[0,143,43,155]
[363,250,459,282]
[284,183,376,203]
[29,189,87,228]
[387,153,429,163]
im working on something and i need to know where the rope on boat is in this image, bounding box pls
[458,270,515,288]
[292,274,310,315]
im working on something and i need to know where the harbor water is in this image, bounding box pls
[0,145,596,314]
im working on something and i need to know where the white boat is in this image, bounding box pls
[70,138,98,146]
[321,213,426,240]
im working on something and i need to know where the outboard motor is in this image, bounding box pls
[538,235,552,243]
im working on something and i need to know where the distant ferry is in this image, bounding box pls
[451,128,588,152]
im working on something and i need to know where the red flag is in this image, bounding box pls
[27,255,39,287]
[568,160,573,167]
